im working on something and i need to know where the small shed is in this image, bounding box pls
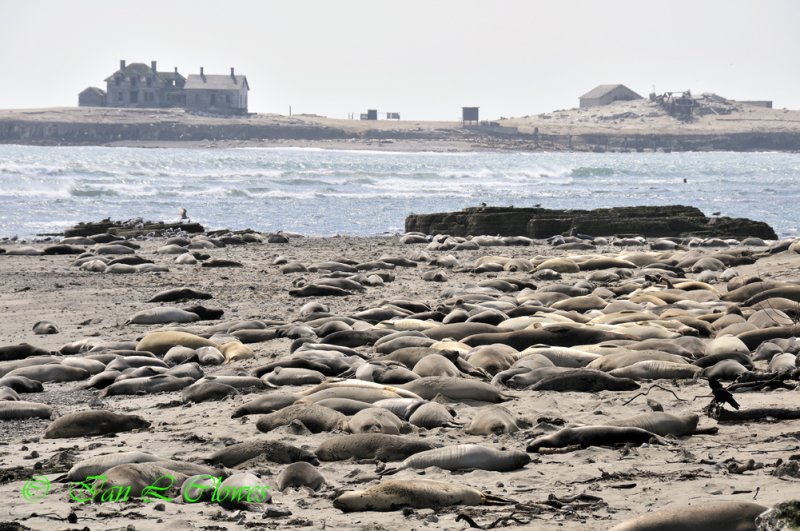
[462,107,479,125]
[579,85,642,108]
[78,87,107,107]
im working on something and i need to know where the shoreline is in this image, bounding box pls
[1,102,800,152]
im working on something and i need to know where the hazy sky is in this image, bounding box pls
[2,0,798,120]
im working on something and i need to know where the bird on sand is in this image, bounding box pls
[708,377,740,410]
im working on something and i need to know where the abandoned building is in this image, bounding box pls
[184,67,249,113]
[579,84,643,108]
[78,60,249,114]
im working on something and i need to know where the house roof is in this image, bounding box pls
[185,74,249,91]
[103,63,185,83]
[80,87,106,96]
[580,84,642,100]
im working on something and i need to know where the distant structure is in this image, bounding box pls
[462,107,479,125]
[78,59,249,114]
[579,84,642,108]
[359,109,378,120]
[737,100,773,109]
[184,67,249,113]
[78,87,107,107]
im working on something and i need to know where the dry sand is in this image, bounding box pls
[0,234,799,530]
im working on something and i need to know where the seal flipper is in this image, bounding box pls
[481,493,516,505]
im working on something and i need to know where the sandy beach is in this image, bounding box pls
[0,230,799,530]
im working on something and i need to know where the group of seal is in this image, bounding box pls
[1,226,797,529]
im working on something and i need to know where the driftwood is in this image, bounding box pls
[712,407,800,423]
[727,370,800,393]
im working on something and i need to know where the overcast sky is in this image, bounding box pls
[2,0,798,120]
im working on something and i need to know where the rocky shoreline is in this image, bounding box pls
[405,205,778,241]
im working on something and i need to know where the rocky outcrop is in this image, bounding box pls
[63,220,204,238]
[405,205,777,240]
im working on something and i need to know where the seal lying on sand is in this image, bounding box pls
[527,426,663,452]
[333,478,514,512]
[44,410,150,439]
[276,462,326,491]
[315,433,435,461]
[380,444,530,475]
[610,500,768,531]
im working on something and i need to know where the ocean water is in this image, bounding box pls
[1,145,799,239]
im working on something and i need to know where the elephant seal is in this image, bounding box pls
[603,412,699,437]
[44,410,150,439]
[530,369,640,392]
[586,350,690,371]
[527,426,661,452]
[0,375,44,393]
[465,405,521,435]
[32,321,59,335]
[83,370,122,390]
[6,364,90,383]
[65,451,160,481]
[423,323,501,341]
[99,375,195,397]
[609,361,701,380]
[147,287,212,303]
[609,500,768,531]
[255,403,347,433]
[412,354,463,377]
[381,444,530,475]
[408,402,460,429]
[276,462,326,491]
[135,331,218,356]
[346,407,409,434]
[0,386,20,401]
[0,343,52,362]
[231,393,300,418]
[164,346,197,365]
[463,325,632,350]
[205,439,319,467]
[195,346,224,365]
[333,478,514,512]
[315,433,436,461]
[372,398,427,420]
[701,359,750,380]
[315,398,376,415]
[127,307,200,325]
[214,472,272,510]
[182,381,238,403]
[0,400,54,420]
[264,366,326,386]
[401,377,511,402]
[84,463,188,501]
[289,284,352,297]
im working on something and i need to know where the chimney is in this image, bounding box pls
[120,59,126,70]
[230,67,235,78]
[151,60,157,72]
[200,66,205,81]
[174,66,178,74]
